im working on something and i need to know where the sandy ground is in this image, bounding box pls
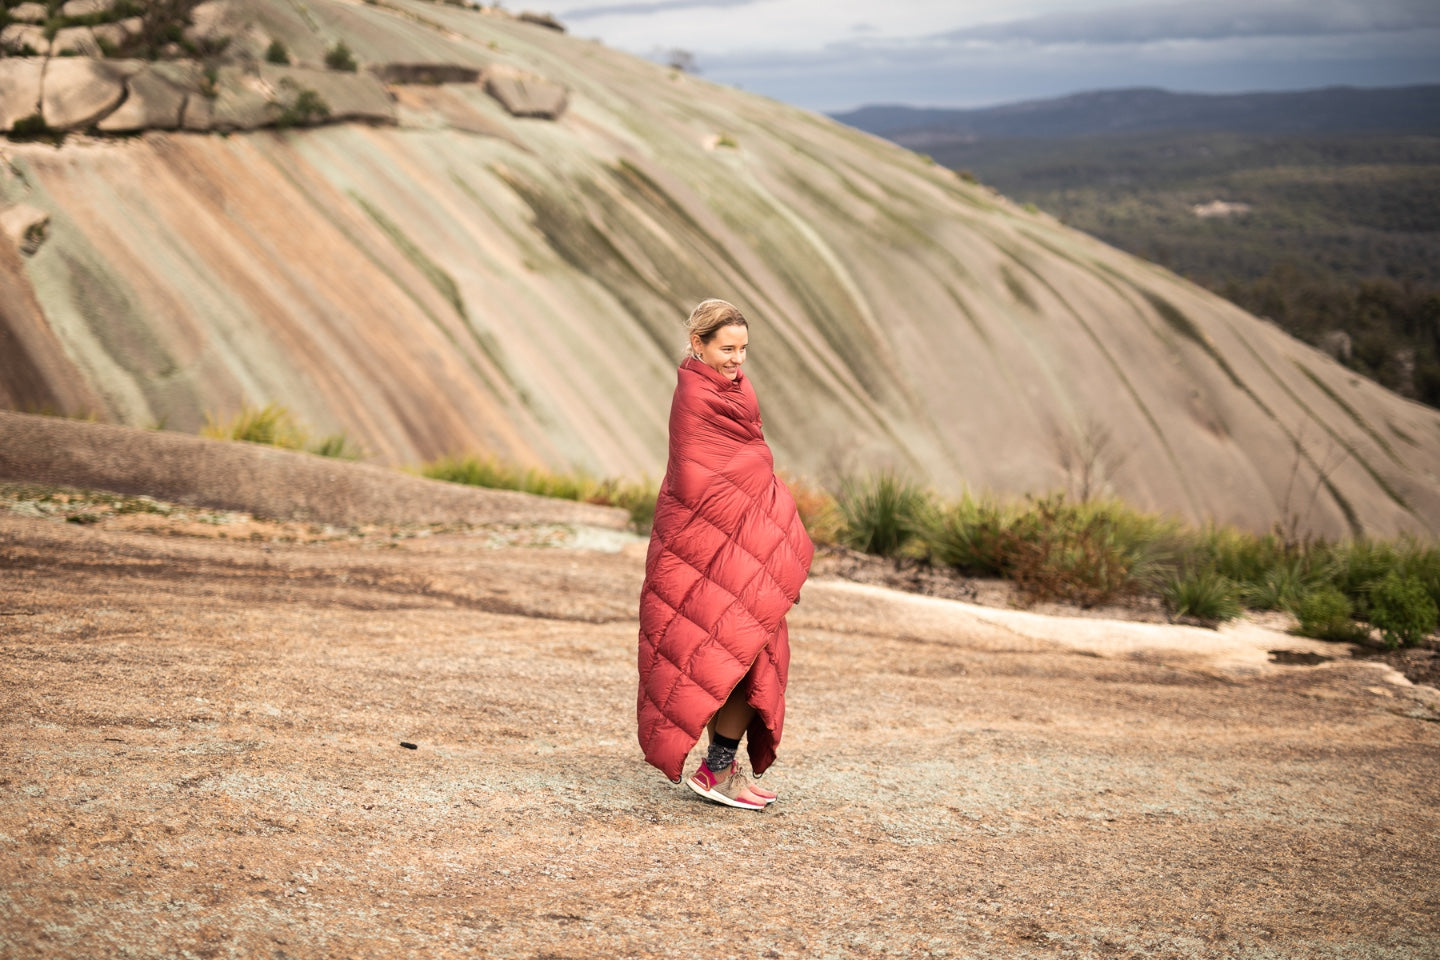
[3,488,1440,960]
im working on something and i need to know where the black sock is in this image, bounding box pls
[705,732,740,773]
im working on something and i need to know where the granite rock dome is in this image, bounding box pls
[3,0,1439,538]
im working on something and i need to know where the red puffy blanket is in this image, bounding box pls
[637,358,814,782]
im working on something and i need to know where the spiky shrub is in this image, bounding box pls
[1196,525,1285,588]
[835,471,928,557]
[921,493,1014,577]
[1163,566,1242,624]
[1368,571,1438,649]
[1242,554,1331,612]
[1295,586,1363,642]
[1328,539,1399,620]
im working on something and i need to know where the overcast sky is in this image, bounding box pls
[539,0,1440,112]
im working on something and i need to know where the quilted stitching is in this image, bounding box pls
[637,360,814,781]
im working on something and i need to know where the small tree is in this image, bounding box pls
[275,87,330,128]
[324,41,357,71]
[665,48,697,73]
[264,39,290,64]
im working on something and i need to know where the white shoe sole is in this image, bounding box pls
[685,777,766,810]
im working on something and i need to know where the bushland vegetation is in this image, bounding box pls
[931,132,1440,408]
[190,407,1437,648]
[424,453,1439,649]
[421,454,657,532]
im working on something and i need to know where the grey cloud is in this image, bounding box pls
[936,0,1440,46]
[559,0,758,21]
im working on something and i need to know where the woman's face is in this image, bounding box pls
[693,324,748,380]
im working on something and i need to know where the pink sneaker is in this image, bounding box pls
[735,763,778,805]
[685,761,767,810]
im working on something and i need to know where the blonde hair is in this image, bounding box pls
[683,298,747,360]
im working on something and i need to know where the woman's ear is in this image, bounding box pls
[690,333,704,356]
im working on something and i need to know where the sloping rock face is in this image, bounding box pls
[2,0,1439,539]
[0,59,43,127]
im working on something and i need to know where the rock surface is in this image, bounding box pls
[483,63,568,118]
[96,65,189,132]
[1,434,1437,960]
[7,2,48,23]
[59,0,114,16]
[50,25,102,57]
[259,64,396,124]
[0,22,47,55]
[39,57,131,130]
[0,202,49,255]
[0,411,628,528]
[0,59,44,127]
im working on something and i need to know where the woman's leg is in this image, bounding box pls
[710,681,755,740]
[688,670,776,807]
[710,684,776,802]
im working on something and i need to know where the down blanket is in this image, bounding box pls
[637,358,814,782]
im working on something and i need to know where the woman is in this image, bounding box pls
[636,299,814,810]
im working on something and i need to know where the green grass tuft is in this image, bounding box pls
[422,455,657,532]
[835,471,928,558]
[1163,567,1243,624]
[201,404,362,460]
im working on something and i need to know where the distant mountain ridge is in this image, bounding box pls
[833,85,1440,142]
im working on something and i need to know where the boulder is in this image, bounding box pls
[7,3,47,24]
[98,65,189,132]
[60,0,115,16]
[0,203,50,256]
[483,64,567,119]
[0,59,45,132]
[371,63,482,86]
[92,16,144,50]
[40,57,128,130]
[51,25,102,57]
[0,23,48,56]
[517,11,565,32]
[185,0,237,47]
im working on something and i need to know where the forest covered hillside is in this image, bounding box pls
[835,87,1440,409]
